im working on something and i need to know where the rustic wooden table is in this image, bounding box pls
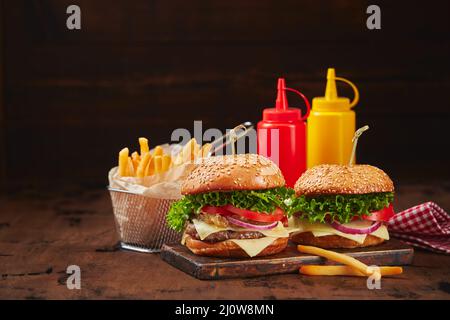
[0,184,449,300]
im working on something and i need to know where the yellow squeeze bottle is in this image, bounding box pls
[307,68,359,167]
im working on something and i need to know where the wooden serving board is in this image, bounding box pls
[160,239,414,280]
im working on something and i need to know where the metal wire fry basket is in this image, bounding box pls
[108,187,181,253]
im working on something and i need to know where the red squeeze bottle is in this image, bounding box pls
[257,78,311,187]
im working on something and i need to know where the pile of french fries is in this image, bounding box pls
[297,245,403,278]
[118,138,211,178]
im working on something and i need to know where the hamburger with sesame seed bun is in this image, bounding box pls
[166,154,294,258]
[289,164,395,249]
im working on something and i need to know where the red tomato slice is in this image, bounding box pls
[201,205,232,216]
[363,204,395,222]
[224,205,285,222]
[280,215,288,227]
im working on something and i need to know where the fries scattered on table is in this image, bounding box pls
[117,137,210,177]
[297,245,403,278]
[299,265,403,277]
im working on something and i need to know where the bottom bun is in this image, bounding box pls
[290,232,385,249]
[184,235,288,258]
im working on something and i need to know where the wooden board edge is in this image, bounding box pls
[160,244,204,279]
[160,243,414,280]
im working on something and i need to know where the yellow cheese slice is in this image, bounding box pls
[328,231,367,244]
[290,218,389,244]
[192,219,296,240]
[371,224,390,240]
[191,219,295,258]
[310,231,334,237]
[230,237,278,257]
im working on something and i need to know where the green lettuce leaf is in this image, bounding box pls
[166,187,295,232]
[289,192,394,224]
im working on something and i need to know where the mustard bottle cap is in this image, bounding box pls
[312,68,359,112]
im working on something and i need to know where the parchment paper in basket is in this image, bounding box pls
[108,144,195,200]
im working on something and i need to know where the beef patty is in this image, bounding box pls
[185,223,265,243]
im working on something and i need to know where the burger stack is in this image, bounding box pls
[168,154,293,258]
[167,155,396,258]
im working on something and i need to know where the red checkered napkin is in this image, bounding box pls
[388,202,450,254]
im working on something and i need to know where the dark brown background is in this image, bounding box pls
[1,0,449,190]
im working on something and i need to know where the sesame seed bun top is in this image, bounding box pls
[181,154,285,195]
[294,164,394,196]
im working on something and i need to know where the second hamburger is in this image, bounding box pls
[290,164,395,249]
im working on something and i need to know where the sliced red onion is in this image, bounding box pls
[226,216,278,230]
[330,221,382,235]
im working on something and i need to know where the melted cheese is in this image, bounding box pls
[230,237,278,257]
[192,219,297,240]
[191,219,296,258]
[289,218,389,244]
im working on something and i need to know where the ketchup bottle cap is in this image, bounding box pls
[262,78,310,122]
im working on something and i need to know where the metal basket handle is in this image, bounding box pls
[206,122,254,157]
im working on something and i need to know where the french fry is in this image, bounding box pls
[139,137,149,155]
[173,152,184,166]
[118,148,129,176]
[127,157,135,176]
[161,154,172,172]
[154,155,162,174]
[131,151,141,161]
[200,143,212,157]
[297,245,374,277]
[145,155,155,176]
[131,151,140,172]
[192,140,200,160]
[153,145,163,157]
[136,152,152,178]
[299,265,403,277]
[181,138,198,163]
[186,139,197,160]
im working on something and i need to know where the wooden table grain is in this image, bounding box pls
[0,184,449,300]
